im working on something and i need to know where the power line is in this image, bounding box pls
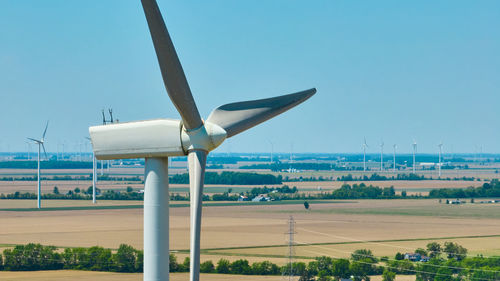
[283,215,297,281]
[298,243,497,281]
[298,227,498,259]
[295,240,500,274]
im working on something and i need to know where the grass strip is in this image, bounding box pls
[185,234,500,252]
[0,199,343,212]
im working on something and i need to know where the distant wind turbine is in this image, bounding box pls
[438,142,443,177]
[27,121,49,209]
[25,141,32,160]
[268,140,274,164]
[393,144,397,172]
[362,138,368,172]
[412,140,417,173]
[380,141,384,171]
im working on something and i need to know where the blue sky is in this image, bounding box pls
[0,0,498,154]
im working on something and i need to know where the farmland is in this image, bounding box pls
[0,166,492,196]
[1,199,499,265]
[1,165,500,280]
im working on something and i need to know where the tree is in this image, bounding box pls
[200,260,215,273]
[53,186,59,194]
[317,270,333,281]
[251,261,279,275]
[386,259,414,274]
[182,257,190,272]
[298,268,315,281]
[415,248,428,257]
[332,259,350,280]
[230,259,251,274]
[216,258,230,274]
[351,249,377,264]
[401,190,407,197]
[427,242,441,258]
[135,250,143,272]
[443,242,467,261]
[126,186,133,193]
[86,246,112,271]
[113,244,137,272]
[395,252,404,260]
[382,269,396,281]
[315,256,334,275]
[349,260,371,281]
[74,187,81,194]
[304,201,310,210]
[169,254,179,272]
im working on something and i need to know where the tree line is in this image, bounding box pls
[0,171,283,186]
[1,242,498,280]
[170,171,283,185]
[429,179,500,198]
[2,180,499,202]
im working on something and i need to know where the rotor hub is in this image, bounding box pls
[181,122,227,153]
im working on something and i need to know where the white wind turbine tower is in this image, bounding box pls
[27,121,48,209]
[86,137,97,204]
[412,140,417,173]
[380,141,384,171]
[88,1,316,280]
[362,138,368,172]
[393,144,397,172]
[438,142,443,177]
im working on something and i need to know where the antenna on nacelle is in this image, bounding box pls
[102,108,115,125]
[109,109,114,123]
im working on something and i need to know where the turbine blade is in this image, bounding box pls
[188,150,207,281]
[42,121,49,140]
[27,137,41,143]
[42,143,48,160]
[207,88,316,138]
[141,0,203,130]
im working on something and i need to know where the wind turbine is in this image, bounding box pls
[412,140,417,173]
[86,137,97,204]
[362,138,368,172]
[380,140,384,171]
[88,1,315,280]
[25,141,32,160]
[268,140,274,164]
[27,121,48,209]
[393,144,397,172]
[438,142,443,177]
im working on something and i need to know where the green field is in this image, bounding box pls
[299,203,500,219]
[0,199,345,212]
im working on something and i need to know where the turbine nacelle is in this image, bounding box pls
[89,119,227,160]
